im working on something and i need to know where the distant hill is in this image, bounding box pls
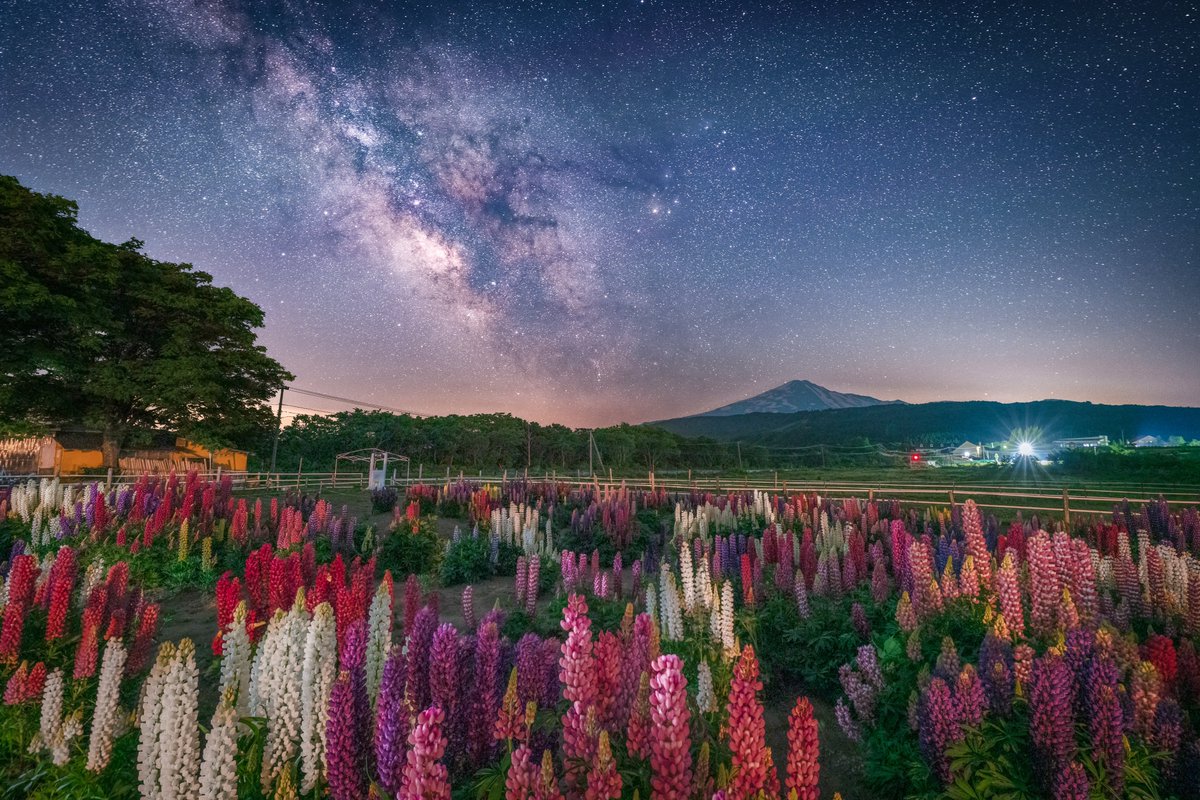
[651,399,1200,447]
[689,379,903,417]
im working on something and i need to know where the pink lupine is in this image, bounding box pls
[962,500,992,591]
[44,546,77,642]
[526,558,540,615]
[592,631,621,730]
[917,677,960,783]
[648,654,692,800]
[871,558,889,604]
[786,697,820,800]
[626,671,651,759]
[958,555,980,600]
[727,645,777,800]
[1028,533,1061,635]
[505,745,540,800]
[559,594,597,782]
[995,553,1026,640]
[1069,539,1098,624]
[583,731,622,800]
[399,706,451,800]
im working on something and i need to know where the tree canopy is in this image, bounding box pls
[0,175,292,464]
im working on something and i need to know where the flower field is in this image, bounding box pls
[0,475,1198,799]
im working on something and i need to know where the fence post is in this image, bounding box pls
[948,490,955,506]
[1062,489,1071,526]
[106,467,113,491]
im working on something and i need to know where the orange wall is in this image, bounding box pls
[58,448,104,472]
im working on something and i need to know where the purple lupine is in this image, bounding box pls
[1153,698,1184,781]
[1029,654,1075,789]
[918,677,961,783]
[978,634,1015,716]
[835,696,862,743]
[851,602,870,639]
[515,633,545,709]
[327,671,367,800]
[1055,762,1089,800]
[469,621,502,767]
[839,664,877,724]
[516,557,528,606]
[429,623,460,761]
[955,665,986,728]
[374,646,410,795]
[1089,674,1125,794]
[857,645,884,690]
[407,606,438,712]
[526,558,539,615]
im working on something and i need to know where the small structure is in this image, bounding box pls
[953,441,990,461]
[0,432,247,475]
[1133,435,1167,448]
[334,448,409,489]
[1051,435,1109,451]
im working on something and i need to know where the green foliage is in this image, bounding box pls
[439,535,521,586]
[376,518,442,577]
[0,175,292,465]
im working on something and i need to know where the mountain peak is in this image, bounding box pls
[693,380,902,417]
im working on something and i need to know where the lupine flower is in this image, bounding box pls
[0,554,36,664]
[917,677,959,782]
[1130,661,1162,739]
[86,637,129,772]
[429,623,460,760]
[648,654,692,800]
[407,606,438,711]
[956,665,986,727]
[44,546,76,641]
[895,592,917,632]
[326,671,366,800]
[198,688,240,800]
[1029,653,1075,786]
[470,620,502,766]
[584,731,622,800]
[786,696,820,800]
[559,594,598,776]
[462,585,476,631]
[835,696,862,742]
[365,580,393,703]
[136,639,200,794]
[626,671,651,759]
[300,602,338,793]
[1055,761,1089,800]
[399,705,451,800]
[526,558,540,616]
[696,659,716,714]
[495,667,525,744]
[727,645,777,799]
[505,744,540,800]
[995,553,1025,640]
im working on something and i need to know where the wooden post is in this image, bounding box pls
[297,457,303,488]
[868,489,875,502]
[1062,489,1071,526]
[948,490,955,506]
[106,467,113,490]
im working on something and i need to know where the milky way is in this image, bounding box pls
[2,1,1197,425]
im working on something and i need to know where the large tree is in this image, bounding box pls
[0,175,292,466]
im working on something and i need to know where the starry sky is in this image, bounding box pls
[2,1,1197,426]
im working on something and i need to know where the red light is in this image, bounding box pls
[911,453,920,461]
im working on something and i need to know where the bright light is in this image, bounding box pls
[1017,441,1034,457]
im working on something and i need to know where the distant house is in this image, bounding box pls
[1133,435,1168,448]
[1051,435,1110,451]
[0,431,247,475]
[954,441,989,460]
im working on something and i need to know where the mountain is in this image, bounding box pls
[651,399,1200,446]
[691,380,904,417]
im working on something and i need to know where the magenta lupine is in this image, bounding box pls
[558,594,597,785]
[399,706,451,800]
[1087,677,1124,795]
[428,623,461,763]
[1069,539,1099,624]
[516,557,528,607]
[407,606,438,711]
[955,665,986,728]
[1055,762,1090,800]
[917,677,961,783]
[647,654,692,800]
[526,558,540,616]
[1028,533,1062,636]
[505,745,540,800]
[462,586,476,632]
[626,671,651,760]
[871,558,889,605]
[785,697,820,800]
[583,732,622,800]
[470,621,502,766]
[1029,653,1075,787]
[326,671,366,800]
[375,647,410,796]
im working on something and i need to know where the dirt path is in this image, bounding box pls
[764,681,869,799]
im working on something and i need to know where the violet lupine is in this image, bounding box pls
[399,705,451,800]
[325,671,366,800]
[727,645,778,800]
[470,621,502,766]
[648,654,692,800]
[1029,653,1075,788]
[917,677,960,783]
[558,594,598,782]
[786,697,820,800]
[374,646,410,796]
[407,606,438,711]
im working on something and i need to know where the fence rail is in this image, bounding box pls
[3,470,1198,521]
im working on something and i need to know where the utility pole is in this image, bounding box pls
[588,430,594,477]
[736,441,743,470]
[269,385,285,477]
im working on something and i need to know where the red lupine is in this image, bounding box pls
[125,604,159,675]
[626,671,651,760]
[727,645,776,800]
[213,572,242,655]
[785,696,820,800]
[3,661,29,705]
[0,555,37,664]
[1143,635,1177,690]
[558,594,597,778]
[44,546,77,642]
[647,654,691,800]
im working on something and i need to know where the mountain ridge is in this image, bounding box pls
[688,379,904,417]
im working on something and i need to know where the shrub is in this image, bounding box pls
[376,518,441,577]
[370,486,399,513]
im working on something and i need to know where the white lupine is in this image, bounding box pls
[696,556,713,611]
[198,691,239,800]
[709,591,723,640]
[157,639,201,800]
[696,660,716,714]
[0,574,8,614]
[679,542,696,612]
[249,609,286,717]
[720,580,736,656]
[218,602,252,715]
[86,638,128,772]
[645,583,657,625]
[262,598,307,791]
[300,602,338,794]
[52,711,83,766]
[139,642,175,800]
[365,581,392,702]
[38,667,65,746]
[79,559,105,609]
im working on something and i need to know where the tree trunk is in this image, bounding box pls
[101,428,122,471]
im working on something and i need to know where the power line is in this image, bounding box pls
[285,386,430,418]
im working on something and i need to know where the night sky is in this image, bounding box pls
[2,1,1197,426]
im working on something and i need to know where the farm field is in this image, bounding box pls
[0,473,1198,799]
